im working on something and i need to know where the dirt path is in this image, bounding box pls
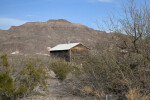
[21,76,97,100]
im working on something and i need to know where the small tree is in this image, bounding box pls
[103,0,150,54]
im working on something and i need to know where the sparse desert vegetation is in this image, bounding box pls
[0,54,50,100]
[0,0,150,100]
[50,61,73,81]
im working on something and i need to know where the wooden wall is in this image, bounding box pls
[70,44,89,61]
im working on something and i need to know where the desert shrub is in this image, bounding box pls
[0,54,10,74]
[50,61,73,81]
[16,58,49,96]
[0,54,16,100]
[76,44,150,99]
[0,54,49,100]
[87,0,150,98]
[0,54,10,67]
[0,73,15,100]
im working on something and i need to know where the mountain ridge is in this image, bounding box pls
[0,19,110,54]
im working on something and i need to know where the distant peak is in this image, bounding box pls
[47,19,71,23]
[9,26,17,30]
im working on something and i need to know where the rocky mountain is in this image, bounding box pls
[0,19,111,55]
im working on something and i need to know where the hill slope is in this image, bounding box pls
[0,19,110,54]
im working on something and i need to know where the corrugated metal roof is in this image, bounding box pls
[50,43,80,51]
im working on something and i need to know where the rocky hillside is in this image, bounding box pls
[0,19,111,54]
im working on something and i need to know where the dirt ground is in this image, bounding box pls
[20,72,97,100]
[20,71,118,100]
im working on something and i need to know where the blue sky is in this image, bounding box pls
[0,0,149,30]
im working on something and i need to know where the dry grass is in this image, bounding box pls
[71,85,93,96]
[93,89,105,99]
[126,88,150,100]
[80,86,93,95]
[71,85,105,99]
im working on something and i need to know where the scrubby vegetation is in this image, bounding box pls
[50,60,73,81]
[0,54,49,100]
[0,0,150,99]
[72,0,150,99]
[76,43,150,99]
[16,58,49,96]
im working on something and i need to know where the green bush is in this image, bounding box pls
[0,73,15,100]
[0,54,10,74]
[0,54,16,100]
[0,54,49,100]
[50,61,73,81]
[17,58,49,96]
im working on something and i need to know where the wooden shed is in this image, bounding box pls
[49,43,89,62]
